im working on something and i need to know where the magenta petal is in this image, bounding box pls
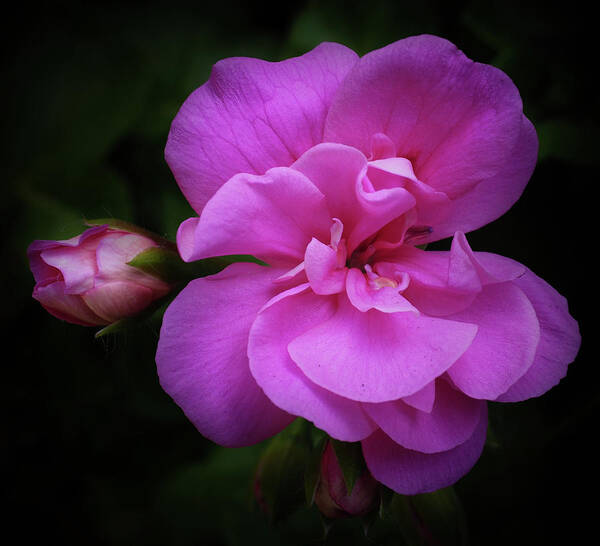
[364,379,485,453]
[429,117,538,241]
[495,269,581,402]
[288,297,478,402]
[447,283,540,400]
[381,246,478,317]
[248,290,377,441]
[165,43,358,213]
[304,238,347,295]
[292,143,368,231]
[292,143,416,254]
[361,403,487,494]
[155,263,294,447]
[176,217,199,262]
[367,158,451,226]
[402,382,435,413]
[324,35,529,237]
[181,167,331,265]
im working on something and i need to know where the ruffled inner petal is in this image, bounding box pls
[288,296,478,403]
[248,289,377,441]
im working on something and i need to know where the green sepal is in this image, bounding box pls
[387,487,468,546]
[378,484,395,519]
[304,434,327,506]
[254,418,312,523]
[127,247,267,285]
[410,487,468,545]
[330,439,367,495]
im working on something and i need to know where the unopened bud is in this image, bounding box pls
[28,224,173,326]
[315,441,378,519]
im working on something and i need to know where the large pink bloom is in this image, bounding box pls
[157,36,580,494]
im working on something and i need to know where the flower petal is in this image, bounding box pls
[288,296,478,402]
[155,263,294,447]
[165,43,358,213]
[361,403,487,495]
[304,238,347,295]
[367,157,451,226]
[95,233,164,290]
[487,267,581,402]
[324,35,529,238]
[33,281,107,326]
[447,282,540,400]
[248,289,377,442]
[401,382,436,413]
[40,245,97,293]
[346,268,418,314]
[292,143,416,254]
[363,379,485,453]
[178,167,331,265]
[82,280,155,323]
[430,116,538,241]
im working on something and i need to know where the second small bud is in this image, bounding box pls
[315,441,379,519]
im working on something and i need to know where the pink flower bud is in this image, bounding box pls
[28,225,172,326]
[314,441,378,519]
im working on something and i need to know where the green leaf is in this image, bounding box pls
[255,419,312,523]
[330,439,367,495]
[387,494,423,546]
[304,434,327,506]
[411,487,468,545]
[387,487,468,546]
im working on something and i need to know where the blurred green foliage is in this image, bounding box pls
[3,1,594,544]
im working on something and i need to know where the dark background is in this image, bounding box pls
[3,1,596,544]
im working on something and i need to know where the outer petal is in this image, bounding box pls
[155,263,294,447]
[33,281,108,326]
[473,263,580,402]
[248,289,377,442]
[94,233,164,290]
[288,296,478,402]
[363,379,484,453]
[177,167,331,265]
[27,225,108,285]
[447,283,540,400]
[165,43,359,213]
[361,403,487,495]
[82,281,156,323]
[40,245,97,294]
[402,382,436,413]
[324,35,531,238]
[430,117,538,241]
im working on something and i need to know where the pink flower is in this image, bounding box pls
[314,441,378,519]
[28,225,172,326]
[156,36,580,494]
